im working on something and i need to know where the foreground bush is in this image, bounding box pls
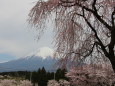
[18,80,32,86]
[0,79,16,86]
[47,79,70,86]
[0,79,32,86]
[66,65,115,86]
[47,80,60,86]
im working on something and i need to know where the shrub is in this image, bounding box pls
[18,80,33,86]
[0,79,16,86]
[66,65,115,86]
[47,80,60,86]
[0,79,33,86]
[59,79,70,86]
[47,79,70,86]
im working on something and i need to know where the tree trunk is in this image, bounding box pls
[109,57,115,72]
[108,29,115,72]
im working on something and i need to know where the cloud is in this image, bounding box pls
[35,47,54,59]
[0,0,54,59]
[0,39,29,57]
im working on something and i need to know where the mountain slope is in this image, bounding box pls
[0,47,57,72]
[0,55,57,72]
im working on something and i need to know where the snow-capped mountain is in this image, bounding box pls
[0,47,58,72]
[26,47,54,59]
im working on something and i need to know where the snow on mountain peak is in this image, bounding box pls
[35,47,54,59]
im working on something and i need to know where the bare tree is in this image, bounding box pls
[29,0,115,71]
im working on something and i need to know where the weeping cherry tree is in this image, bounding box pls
[29,0,115,72]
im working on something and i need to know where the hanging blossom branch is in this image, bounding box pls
[29,0,115,71]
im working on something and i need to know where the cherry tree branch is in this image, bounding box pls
[111,7,115,28]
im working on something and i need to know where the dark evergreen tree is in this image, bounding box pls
[55,68,67,81]
[37,67,47,86]
[31,71,38,86]
[0,68,68,86]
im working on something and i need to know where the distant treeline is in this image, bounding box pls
[0,67,68,86]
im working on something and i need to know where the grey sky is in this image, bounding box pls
[0,0,53,61]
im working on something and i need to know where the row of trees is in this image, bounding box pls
[1,65,115,86]
[0,67,68,86]
[31,67,68,86]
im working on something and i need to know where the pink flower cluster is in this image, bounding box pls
[66,65,115,86]
[0,79,32,86]
[47,79,70,86]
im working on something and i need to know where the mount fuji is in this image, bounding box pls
[0,47,58,72]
